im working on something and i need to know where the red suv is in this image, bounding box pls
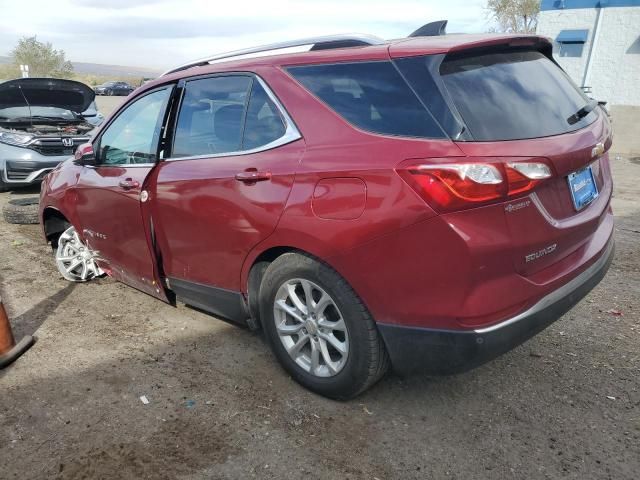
[39,32,614,399]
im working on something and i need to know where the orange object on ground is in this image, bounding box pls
[0,296,34,368]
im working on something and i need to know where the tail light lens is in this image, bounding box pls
[506,162,552,196]
[398,158,553,213]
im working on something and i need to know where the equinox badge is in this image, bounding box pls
[525,243,557,263]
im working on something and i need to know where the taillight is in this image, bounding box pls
[398,158,553,213]
[506,162,552,196]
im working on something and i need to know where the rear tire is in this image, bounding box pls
[2,197,39,224]
[259,252,389,399]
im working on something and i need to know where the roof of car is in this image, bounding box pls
[144,33,550,90]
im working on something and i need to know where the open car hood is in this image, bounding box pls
[0,78,95,113]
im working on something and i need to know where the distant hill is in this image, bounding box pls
[0,55,161,79]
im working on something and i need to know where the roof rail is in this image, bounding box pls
[161,34,386,76]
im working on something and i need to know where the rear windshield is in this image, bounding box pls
[437,50,597,141]
[287,61,446,139]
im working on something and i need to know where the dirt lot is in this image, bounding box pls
[0,152,638,479]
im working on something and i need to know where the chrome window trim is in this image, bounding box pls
[86,163,156,169]
[166,75,302,162]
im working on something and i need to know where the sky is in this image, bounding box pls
[0,0,490,70]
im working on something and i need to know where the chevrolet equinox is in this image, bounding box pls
[39,31,614,399]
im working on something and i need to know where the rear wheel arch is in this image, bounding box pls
[245,246,366,331]
[247,246,298,329]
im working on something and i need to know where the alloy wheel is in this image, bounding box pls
[273,278,349,377]
[55,226,103,282]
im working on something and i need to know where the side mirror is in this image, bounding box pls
[74,142,97,166]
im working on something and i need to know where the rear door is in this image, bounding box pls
[75,85,173,299]
[148,74,304,302]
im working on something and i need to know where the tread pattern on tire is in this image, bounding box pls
[2,197,40,225]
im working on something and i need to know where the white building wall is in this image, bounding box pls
[588,7,640,106]
[537,8,598,83]
[537,6,640,106]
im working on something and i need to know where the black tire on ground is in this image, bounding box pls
[259,252,389,400]
[0,178,10,193]
[2,197,40,224]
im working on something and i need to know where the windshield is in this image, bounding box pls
[0,106,77,121]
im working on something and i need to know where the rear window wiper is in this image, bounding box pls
[567,99,598,125]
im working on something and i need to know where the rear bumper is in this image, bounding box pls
[378,236,614,375]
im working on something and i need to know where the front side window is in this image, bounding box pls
[98,87,171,165]
[287,61,445,139]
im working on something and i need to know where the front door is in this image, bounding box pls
[75,86,173,300]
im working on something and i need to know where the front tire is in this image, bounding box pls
[259,252,389,399]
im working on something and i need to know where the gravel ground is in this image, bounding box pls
[0,155,638,480]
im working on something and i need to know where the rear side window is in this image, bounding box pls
[242,82,286,150]
[172,76,291,157]
[173,76,251,157]
[438,50,597,141]
[287,61,445,139]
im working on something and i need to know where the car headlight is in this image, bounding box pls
[0,130,34,146]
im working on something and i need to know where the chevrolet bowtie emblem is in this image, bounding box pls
[591,142,605,158]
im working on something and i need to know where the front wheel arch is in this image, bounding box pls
[42,207,71,249]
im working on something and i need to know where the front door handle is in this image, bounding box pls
[235,170,272,183]
[118,178,140,190]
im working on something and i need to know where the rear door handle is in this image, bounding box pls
[118,178,140,190]
[235,170,272,183]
